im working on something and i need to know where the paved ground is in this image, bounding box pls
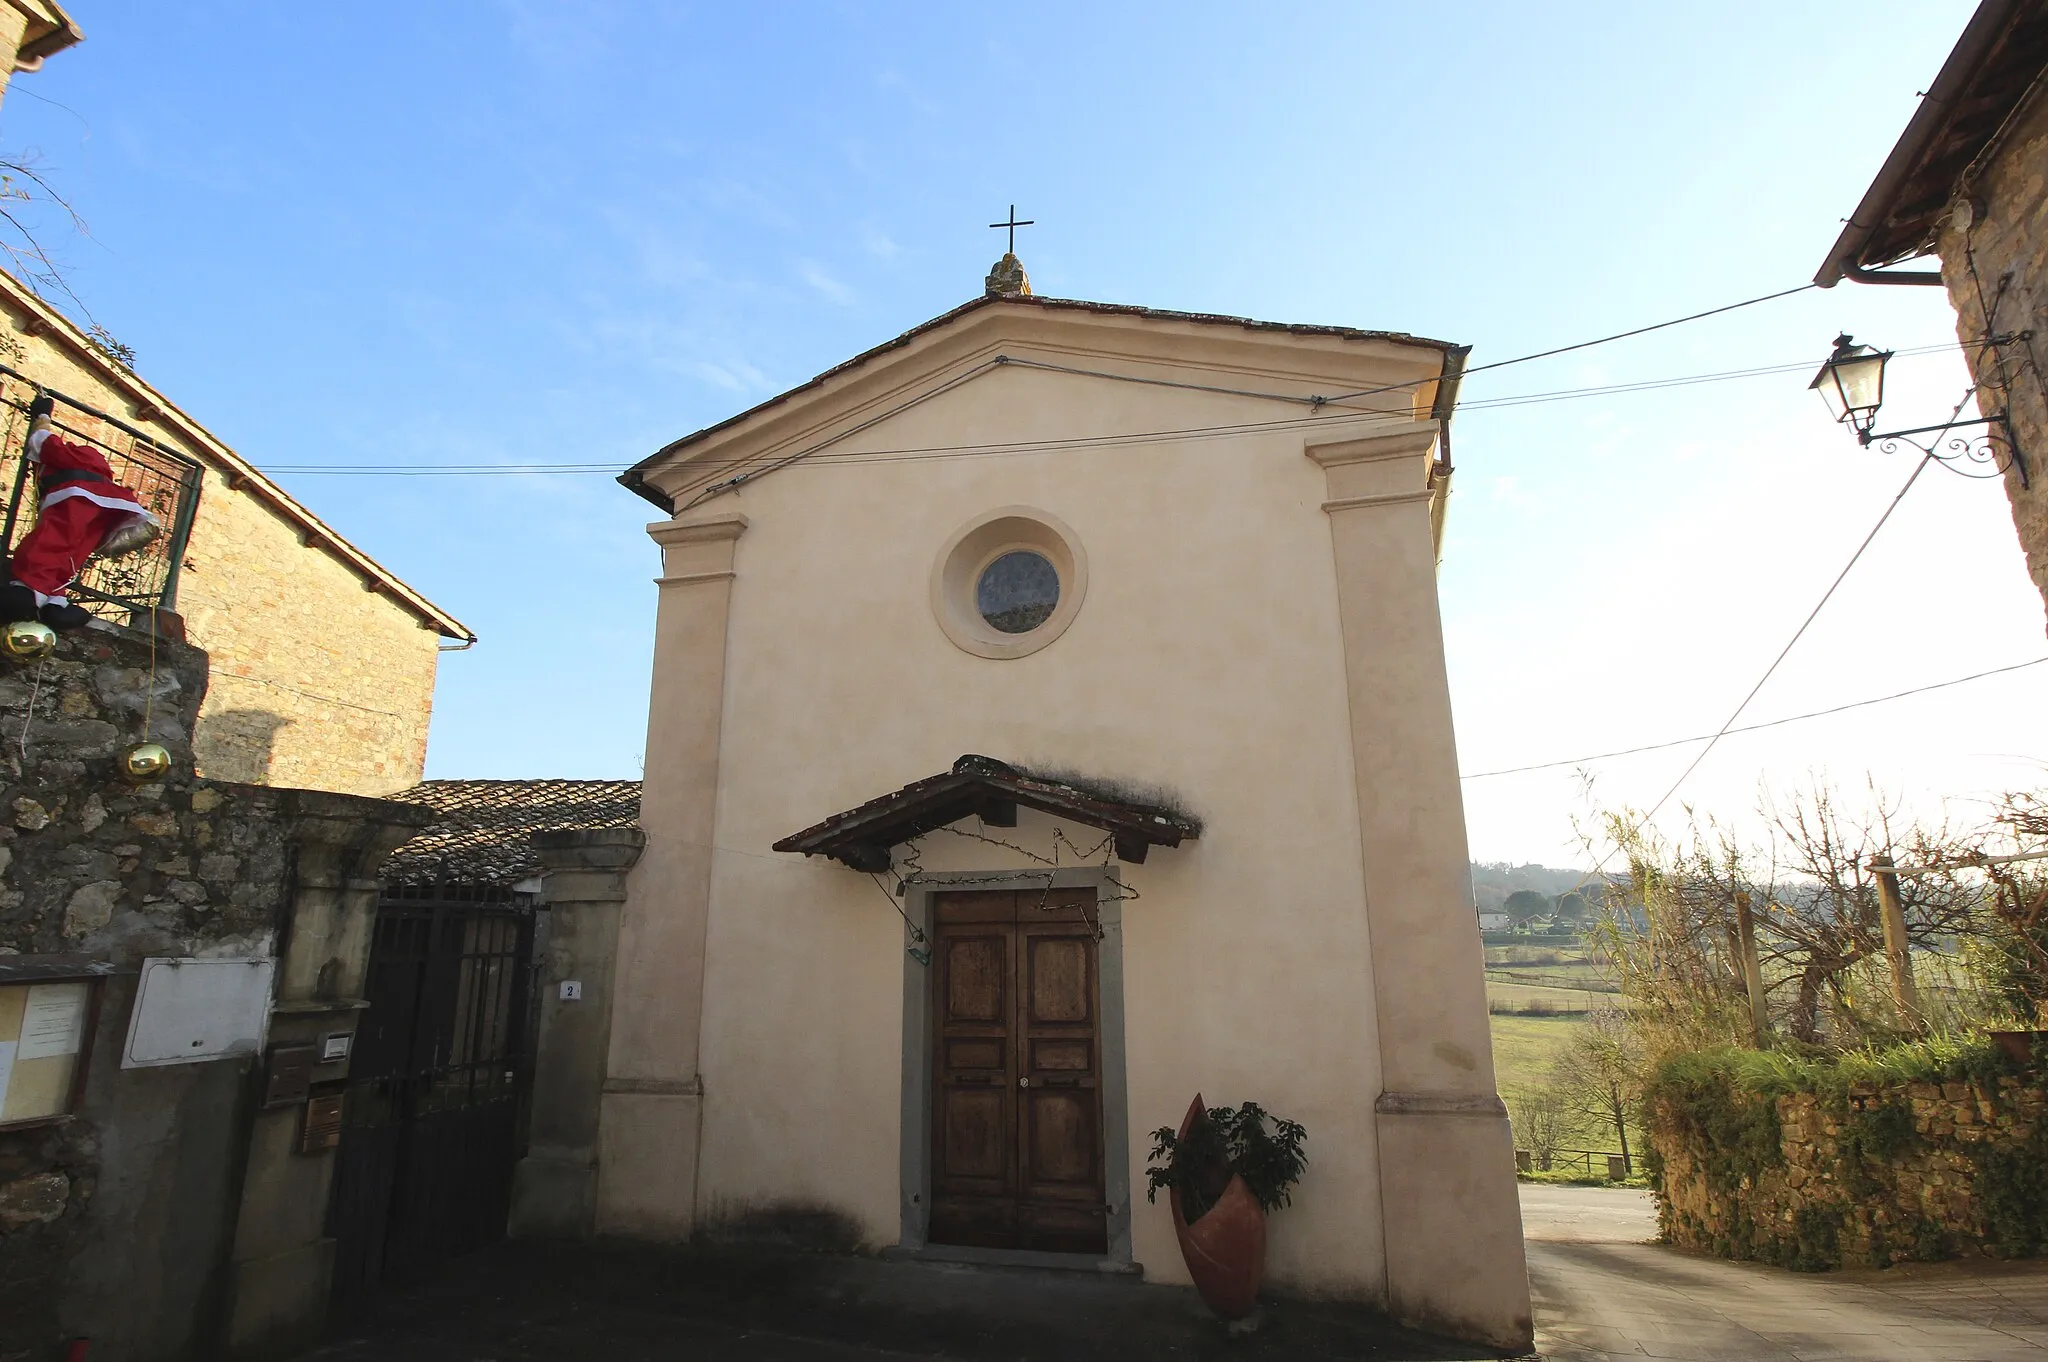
[1524,1182,2048,1360]
[305,1237,1506,1362]
[303,1187,2048,1361]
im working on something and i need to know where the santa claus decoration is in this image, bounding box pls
[0,392,158,631]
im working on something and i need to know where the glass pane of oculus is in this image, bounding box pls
[976,551,1059,634]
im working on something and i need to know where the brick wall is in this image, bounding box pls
[1935,85,2048,630]
[0,296,452,796]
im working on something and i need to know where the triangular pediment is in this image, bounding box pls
[622,292,1457,513]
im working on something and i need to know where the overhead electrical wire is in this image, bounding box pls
[259,281,1833,479]
[1315,283,1822,404]
[1574,448,1939,889]
[259,338,1972,478]
[1460,656,2048,781]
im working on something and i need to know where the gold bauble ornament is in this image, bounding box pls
[118,741,172,785]
[1,619,55,661]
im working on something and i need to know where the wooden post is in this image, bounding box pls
[1735,891,1769,1045]
[1870,854,1922,1029]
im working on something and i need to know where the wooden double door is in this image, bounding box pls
[928,888,1108,1255]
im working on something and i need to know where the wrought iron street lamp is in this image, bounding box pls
[1808,334,1890,441]
[1809,332,2027,487]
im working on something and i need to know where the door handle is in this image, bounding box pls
[1018,1077,1030,1088]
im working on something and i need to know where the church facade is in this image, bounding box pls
[599,260,1529,1348]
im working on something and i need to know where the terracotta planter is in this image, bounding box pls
[1167,1094,1266,1321]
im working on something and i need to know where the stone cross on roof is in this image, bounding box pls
[985,204,1035,297]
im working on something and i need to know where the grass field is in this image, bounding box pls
[1488,1010,1639,1162]
[1486,981,1603,1015]
[1483,944,1617,1016]
[1488,1012,1585,1095]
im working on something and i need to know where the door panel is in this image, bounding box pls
[928,888,1107,1256]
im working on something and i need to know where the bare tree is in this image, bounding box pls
[1510,1091,1568,1171]
[1755,783,1977,1043]
[1552,1008,1643,1174]
[0,153,132,367]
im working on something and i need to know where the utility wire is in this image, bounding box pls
[1605,450,1938,850]
[1461,655,2048,780]
[257,280,1841,480]
[1318,283,1821,404]
[260,340,1970,477]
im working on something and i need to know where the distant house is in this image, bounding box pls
[1478,910,1513,931]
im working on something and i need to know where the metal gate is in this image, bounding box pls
[327,884,536,1311]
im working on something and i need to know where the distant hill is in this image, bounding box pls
[1469,862,1623,918]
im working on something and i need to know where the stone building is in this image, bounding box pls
[1816,0,2048,623]
[0,9,469,798]
[555,254,1530,1352]
[0,271,473,795]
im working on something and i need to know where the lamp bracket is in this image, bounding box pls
[1865,411,2028,489]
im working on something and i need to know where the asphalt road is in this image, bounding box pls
[1523,1182,2048,1361]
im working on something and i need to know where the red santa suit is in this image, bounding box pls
[10,426,156,608]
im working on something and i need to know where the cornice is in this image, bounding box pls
[1305,422,1442,469]
[648,513,750,547]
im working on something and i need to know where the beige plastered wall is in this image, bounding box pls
[0,308,444,796]
[615,307,1529,1346]
[1935,84,2048,632]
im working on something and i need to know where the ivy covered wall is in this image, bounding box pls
[1646,1044,2048,1271]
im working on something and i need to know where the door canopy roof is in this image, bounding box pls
[772,754,1200,873]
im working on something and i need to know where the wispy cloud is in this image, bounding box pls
[798,259,855,306]
[860,224,899,259]
[570,308,772,395]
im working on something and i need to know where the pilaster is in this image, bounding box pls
[596,512,747,1238]
[1307,424,1532,1352]
[511,827,646,1237]
[223,791,435,1360]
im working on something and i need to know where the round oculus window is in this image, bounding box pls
[930,507,1087,660]
[976,550,1060,634]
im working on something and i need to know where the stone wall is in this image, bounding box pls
[0,284,452,798]
[1649,1057,2048,1271]
[1934,82,2048,630]
[0,617,431,1361]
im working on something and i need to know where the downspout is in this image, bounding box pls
[1426,345,1470,566]
[1840,260,1944,286]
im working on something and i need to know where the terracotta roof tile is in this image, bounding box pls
[383,778,642,887]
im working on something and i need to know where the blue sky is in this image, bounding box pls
[4,1,2036,865]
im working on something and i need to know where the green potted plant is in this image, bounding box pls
[1145,1094,1307,1321]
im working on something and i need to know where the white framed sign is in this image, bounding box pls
[121,958,274,1068]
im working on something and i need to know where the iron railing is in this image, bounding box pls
[1518,1147,1636,1179]
[0,366,204,619]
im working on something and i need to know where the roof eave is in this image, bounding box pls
[772,758,1202,871]
[625,293,1457,503]
[1815,0,2039,286]
[0,269,476,640]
